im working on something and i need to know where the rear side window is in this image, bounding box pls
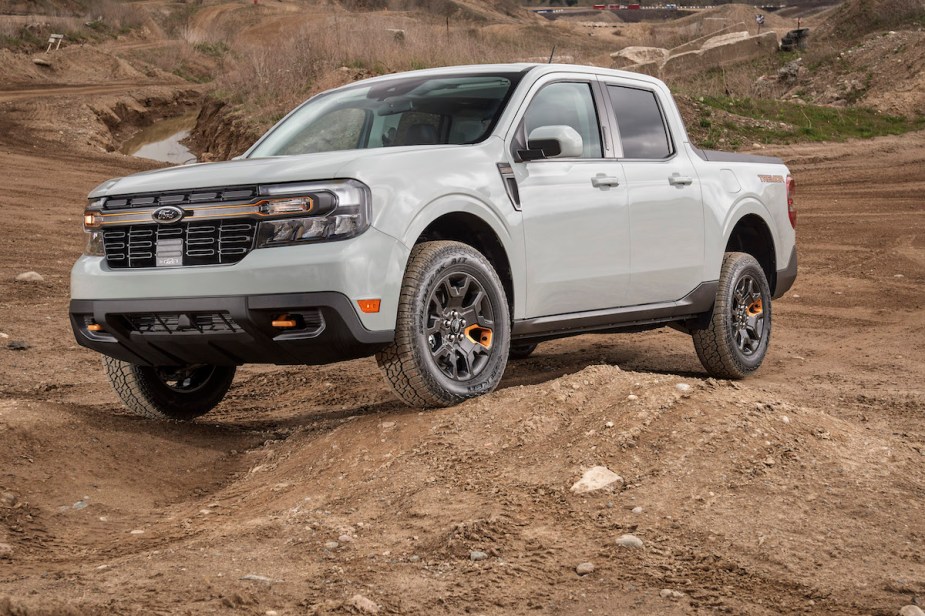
[524,82,603,159]
[607,85,672,159]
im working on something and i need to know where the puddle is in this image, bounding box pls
[120,110,199,165]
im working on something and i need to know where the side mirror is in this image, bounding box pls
[520,125,584,161]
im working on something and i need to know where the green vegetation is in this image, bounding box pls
[698,97,925,148]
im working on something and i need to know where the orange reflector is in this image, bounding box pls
[272,314,298,328]
[357,299,381,314]
[87,323,103,332]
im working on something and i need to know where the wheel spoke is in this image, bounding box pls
[447,275,471,308]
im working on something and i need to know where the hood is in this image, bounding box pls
[88,146,451,198]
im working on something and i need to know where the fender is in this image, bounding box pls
[707,196,779,276]
[399,193,528,320]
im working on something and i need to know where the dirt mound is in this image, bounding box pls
[1,355,923,613]
[818,0,925,39]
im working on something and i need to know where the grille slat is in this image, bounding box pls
[103,186,258,209]
[104,220,257,269]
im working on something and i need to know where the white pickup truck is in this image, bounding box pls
[71,63,797,420]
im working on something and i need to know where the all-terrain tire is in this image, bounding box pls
[692,252,772,379]
[103,357,236,421]
[509,343,538,360]
[376,241,511,408]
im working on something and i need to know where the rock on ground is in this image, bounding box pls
[899,606,925,616]
[660,589,686,599]
[616,534,644,548]
[348,594,379,614]
[576,562,595,575]
[14,271,44,282]
[0,544,12,559]
[570,466,623,494]
[469,550,488,561]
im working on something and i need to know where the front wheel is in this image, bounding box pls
[376,241,510,408]
[692,252,772,379]
[103,357,236,420]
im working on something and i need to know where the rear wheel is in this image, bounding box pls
[376,241,510,407]
[692,252,772,379]
[103,357,236,420]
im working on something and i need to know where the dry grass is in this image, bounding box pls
[218,15,591,124]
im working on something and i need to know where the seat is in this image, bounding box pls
[404,123,438,145]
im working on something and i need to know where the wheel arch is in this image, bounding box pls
[413,211,515,316]
[724,212,777,293]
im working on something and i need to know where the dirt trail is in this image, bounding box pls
[0,41,923,616]
[0,82,176,102]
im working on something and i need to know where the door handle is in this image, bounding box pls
[591,176,621,188]
[669,175,694,186]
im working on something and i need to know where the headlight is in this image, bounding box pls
[84,198,105,256]
[255,179,370,248]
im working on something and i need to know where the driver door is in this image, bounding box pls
[510,78,630,318]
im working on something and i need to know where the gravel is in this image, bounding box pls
[615,534,644,548]
[631,506,644,514]
[324,541,340,549]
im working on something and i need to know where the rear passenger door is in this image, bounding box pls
[510,77,631,318]
[601,81,705,306]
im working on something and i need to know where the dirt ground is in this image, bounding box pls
[1,34,924,616]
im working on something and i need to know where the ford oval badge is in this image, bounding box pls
[152,206,184,224]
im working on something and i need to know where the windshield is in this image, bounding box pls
[248,72,523,157]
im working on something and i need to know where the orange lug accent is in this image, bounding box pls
[464,324,493,349]
[272,314,298,328]
[86,323,104,332]
[357,299,381,313]
[747,298,763,316]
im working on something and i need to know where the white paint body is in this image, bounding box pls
[73,64,796,334]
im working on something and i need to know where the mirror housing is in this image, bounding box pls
[521,125,584,161]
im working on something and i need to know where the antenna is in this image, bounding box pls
[548,44,557,64]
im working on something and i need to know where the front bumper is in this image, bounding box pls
[69,292,393,367]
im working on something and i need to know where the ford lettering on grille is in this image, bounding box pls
[152,206,185,224]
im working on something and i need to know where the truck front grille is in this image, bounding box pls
[103,220,257,269]
[126,312,241,334]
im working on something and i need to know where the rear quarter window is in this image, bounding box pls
[608,85,673,159]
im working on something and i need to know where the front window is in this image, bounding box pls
[249,72,523,157]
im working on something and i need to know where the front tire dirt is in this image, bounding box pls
[103,357,236,421]
[376,241,511,408]
[692,252,772,379]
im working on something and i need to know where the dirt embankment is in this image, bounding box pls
[190,98,263,162]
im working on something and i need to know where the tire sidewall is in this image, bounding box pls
[407,248,510,402]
